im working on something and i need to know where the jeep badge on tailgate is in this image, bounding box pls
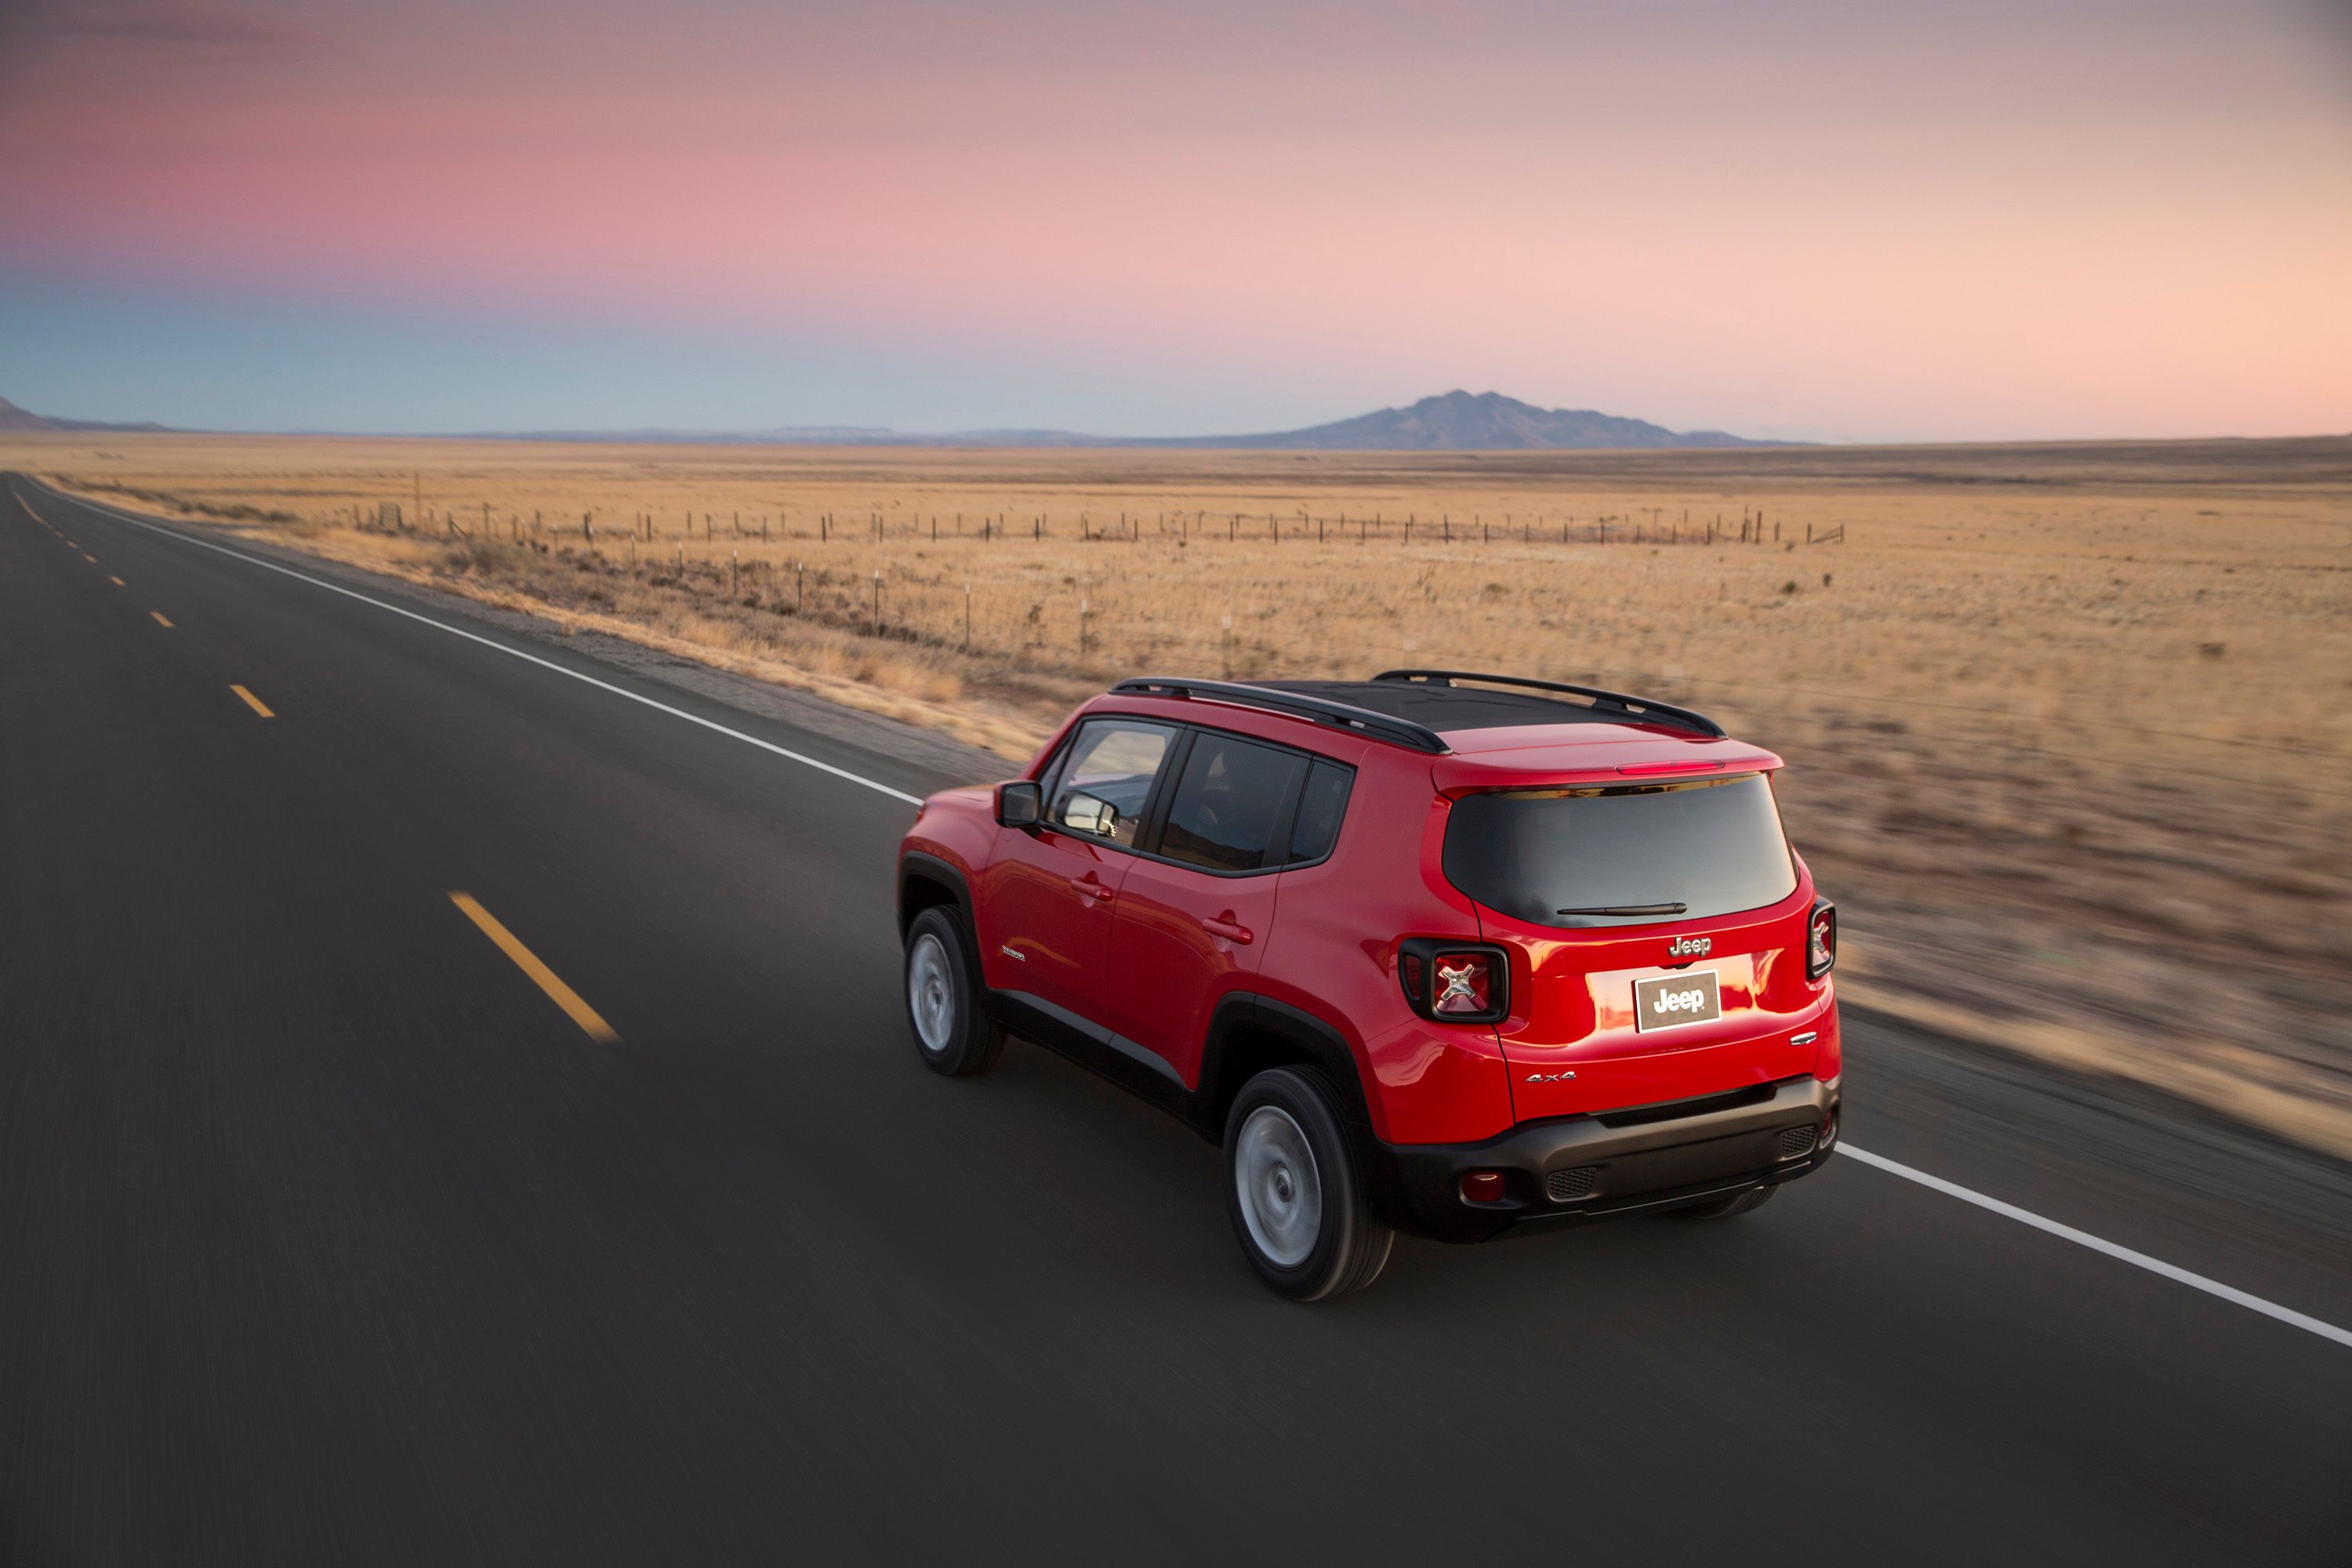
[1635,970,1722,1031]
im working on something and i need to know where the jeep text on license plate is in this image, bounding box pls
[1634,970,1722,1032]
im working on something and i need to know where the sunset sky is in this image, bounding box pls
[2,0,2347,441]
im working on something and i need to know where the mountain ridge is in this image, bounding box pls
[1140,390,1774,450]
[463,391,1783,448]
[0,390,1780,448]
[0,395,172,434]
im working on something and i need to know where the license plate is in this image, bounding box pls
[1634,970,1721,1032]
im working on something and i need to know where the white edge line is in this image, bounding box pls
[21,480,2349,1354]
[1839,1142,2352,1350]
[28,481,924,806]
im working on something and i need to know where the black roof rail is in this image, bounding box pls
[1110,677,1450,754]
[1371,669,1728,739]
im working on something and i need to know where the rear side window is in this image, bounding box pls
[1287,760,1354,864]
[1158,734,1307,873]
[1443,774,1797,927]
[1047,720,1176,847]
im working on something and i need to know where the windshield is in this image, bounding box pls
[1443,774,1797,929]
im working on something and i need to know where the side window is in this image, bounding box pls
[1047,721,1176,847]
[1158,734,1307,873]
[1287,760,1355,864]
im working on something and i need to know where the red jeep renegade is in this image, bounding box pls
[897,671,1840,1300]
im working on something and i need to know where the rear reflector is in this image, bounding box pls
[1460,1171,1507,1204]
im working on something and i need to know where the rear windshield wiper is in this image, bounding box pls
[1554,902,1688,917]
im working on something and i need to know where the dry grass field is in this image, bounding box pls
[11,432,2351,1156]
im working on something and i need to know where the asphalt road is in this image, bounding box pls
[4,473,2348,1566]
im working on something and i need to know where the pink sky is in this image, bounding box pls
[2,0,2347,439]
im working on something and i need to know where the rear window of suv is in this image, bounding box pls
[1443,774,1797,928]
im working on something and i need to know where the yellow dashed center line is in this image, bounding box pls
[83,554,96,563]
[448,894,619,1043]
[230,684,274,718]
[150,612,173,628]
[110,575,125,586]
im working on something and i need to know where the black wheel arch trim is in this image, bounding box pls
[898,850,973,936]
[1198,994,1374,1138]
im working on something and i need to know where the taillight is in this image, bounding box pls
[1397,938,1509,1023]
[1807,898,1837,980]
[1435,953,1494,1015]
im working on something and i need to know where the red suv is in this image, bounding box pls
[897,671,1840,1300]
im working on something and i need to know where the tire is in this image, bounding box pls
[1222,1067,1393,1301]
[1671,1185,1777,1221]
[903,906,1006,1077]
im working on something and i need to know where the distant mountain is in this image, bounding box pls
[456,392,1776,449]
[0,395,171,434]
[1149,390,1773,450]
[2,389,1773,448]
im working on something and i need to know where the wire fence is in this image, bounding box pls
[336,498,1856,687]
[362,502,1846,550]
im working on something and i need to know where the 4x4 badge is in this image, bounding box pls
[1525,1070,1578,1082]
[1667,935,1711,957]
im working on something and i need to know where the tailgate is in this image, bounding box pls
[1486,897,1831,1121]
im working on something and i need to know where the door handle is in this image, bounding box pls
[1200,916,1253,945]
[1069,875,1113,902]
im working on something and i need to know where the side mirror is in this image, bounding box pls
[994,779,1043,829]
[1058,792,1116,837]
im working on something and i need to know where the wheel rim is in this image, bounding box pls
[908,932,955,1054]
[1234,1105,1323,1269]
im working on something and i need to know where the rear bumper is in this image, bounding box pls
[1364,1074,1839,1243]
